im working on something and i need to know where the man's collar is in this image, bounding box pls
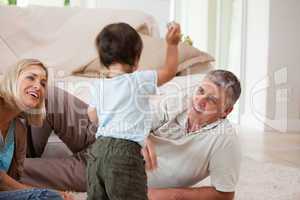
[177,111,226,134]
[201,119,225,131]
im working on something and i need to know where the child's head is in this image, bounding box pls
[95,23,143,70]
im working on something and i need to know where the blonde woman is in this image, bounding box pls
[0,59,71,200]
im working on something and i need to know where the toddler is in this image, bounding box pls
[87,22,181,200]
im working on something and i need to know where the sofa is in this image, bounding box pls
[0,5,214,157]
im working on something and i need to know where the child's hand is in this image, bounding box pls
[166,22,181,46]
[87,106,98,124]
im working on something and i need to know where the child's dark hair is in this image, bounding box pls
[95,22,143,68]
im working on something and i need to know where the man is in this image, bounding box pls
[145,69,241,200]
[22,69,241,200]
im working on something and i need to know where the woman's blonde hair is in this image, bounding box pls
[0,59,48,127]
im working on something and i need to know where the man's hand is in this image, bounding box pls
[147,187,234,200]
[141,137,157,171]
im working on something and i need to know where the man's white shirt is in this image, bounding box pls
[147,94,241,192]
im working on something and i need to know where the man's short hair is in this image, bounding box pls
[205,70,241,108]
[95,22,143,68]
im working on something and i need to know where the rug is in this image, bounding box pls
[70,157,300,200]
[234,157,300,200]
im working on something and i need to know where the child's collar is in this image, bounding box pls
[107,63,136,78]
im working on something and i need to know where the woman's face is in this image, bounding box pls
[16,64,47,111]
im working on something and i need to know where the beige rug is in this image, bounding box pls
[71,157,300,200]
[235,157,300,200]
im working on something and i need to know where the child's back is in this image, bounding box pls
[90,70,156,145]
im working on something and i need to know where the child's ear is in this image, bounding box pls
[132,65,138,71]
[134,56,140,66]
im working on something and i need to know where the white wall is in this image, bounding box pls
[214,0,233,68]
[240,0,269,131]
[240,0,300,133]
[174,0,208,51]
[70,0,96,8]
[17,0,64,7]
[267,0,300,132]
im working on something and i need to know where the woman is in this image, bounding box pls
[0,59,71,200]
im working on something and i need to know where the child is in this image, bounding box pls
[87,22,181,200]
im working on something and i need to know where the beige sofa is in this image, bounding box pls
[0,5,214,157]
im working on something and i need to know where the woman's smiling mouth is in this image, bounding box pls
[27,90,39,99]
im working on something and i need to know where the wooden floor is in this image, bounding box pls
[239,126,300,168]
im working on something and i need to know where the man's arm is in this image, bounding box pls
[148,187,234,200]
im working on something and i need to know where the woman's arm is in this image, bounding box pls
[0,170,31,191]
[29,86,97,155]
[0,171,73,200]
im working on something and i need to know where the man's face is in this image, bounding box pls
[188,79,231,124]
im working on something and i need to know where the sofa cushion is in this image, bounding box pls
[73,35,214,77]
[0,5,160,76]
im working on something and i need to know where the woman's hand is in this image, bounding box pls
[0,170,32,191]
[141,137,158,171]
[58,191,74,200]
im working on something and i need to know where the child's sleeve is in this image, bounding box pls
[87,80,98,108]
[135,70,158,95]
